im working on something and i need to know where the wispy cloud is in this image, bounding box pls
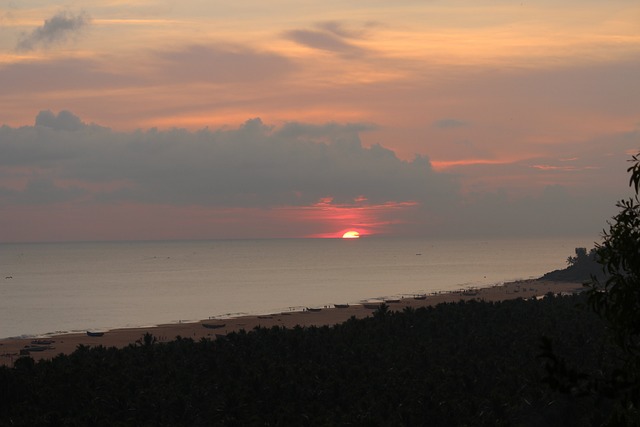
[284,22,371,57]
[531,164,600,172]
[316,21,371,39]
[16,10,91,52]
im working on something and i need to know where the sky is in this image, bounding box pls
[0,0,639,242]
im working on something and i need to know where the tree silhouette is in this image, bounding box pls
[587,153,640,357]
[538,153,640,425]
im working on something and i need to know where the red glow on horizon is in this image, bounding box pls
[0,198,420,243]
[300,200,419,238]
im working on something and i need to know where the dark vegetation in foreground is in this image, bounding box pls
[0,293,621,426]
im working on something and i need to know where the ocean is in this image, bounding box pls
[0,236,597,339]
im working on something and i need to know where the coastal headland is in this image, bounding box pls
[0,279,582,366]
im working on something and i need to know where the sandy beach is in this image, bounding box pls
[0,279,583,366]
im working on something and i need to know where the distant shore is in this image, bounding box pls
[0,279,583,366]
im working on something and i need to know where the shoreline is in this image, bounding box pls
[0,279,584,366]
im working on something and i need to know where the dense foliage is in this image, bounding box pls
[588,153,640,354]
[538,152,640,425]
[0,294,618,426]
[580,152,640,421]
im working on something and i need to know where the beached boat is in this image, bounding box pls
[334,304,350,308]
[306,307,322,312]
[86,331,104,337]
[202,323,226,329]
[22,345,51,352]
[363,303,383,309]
[413,294,427,300]
[384,298,401,303]
[31,339,55,345]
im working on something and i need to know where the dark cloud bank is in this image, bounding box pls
[0,111,453,208]
[0,111,621,238]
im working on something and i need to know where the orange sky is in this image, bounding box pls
[0,1,638,242]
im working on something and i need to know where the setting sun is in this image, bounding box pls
[342,231,360,239]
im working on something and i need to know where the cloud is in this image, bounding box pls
[0,177,87,205]
[284,23,369,57]
[35,110,86,131]
[433,118,469,129]
[316,21,370,39]
[428,185,616,238]
[16,10,91,52]
[0,111,457,209]
[1,111,633,240]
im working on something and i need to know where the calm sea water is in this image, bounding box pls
[0,237,597,338]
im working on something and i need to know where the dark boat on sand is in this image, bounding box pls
[31,339,55,345]
[363,303,383,309]
[202,323,226,329]
[86,331,105,337]
[22,345,51,352]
